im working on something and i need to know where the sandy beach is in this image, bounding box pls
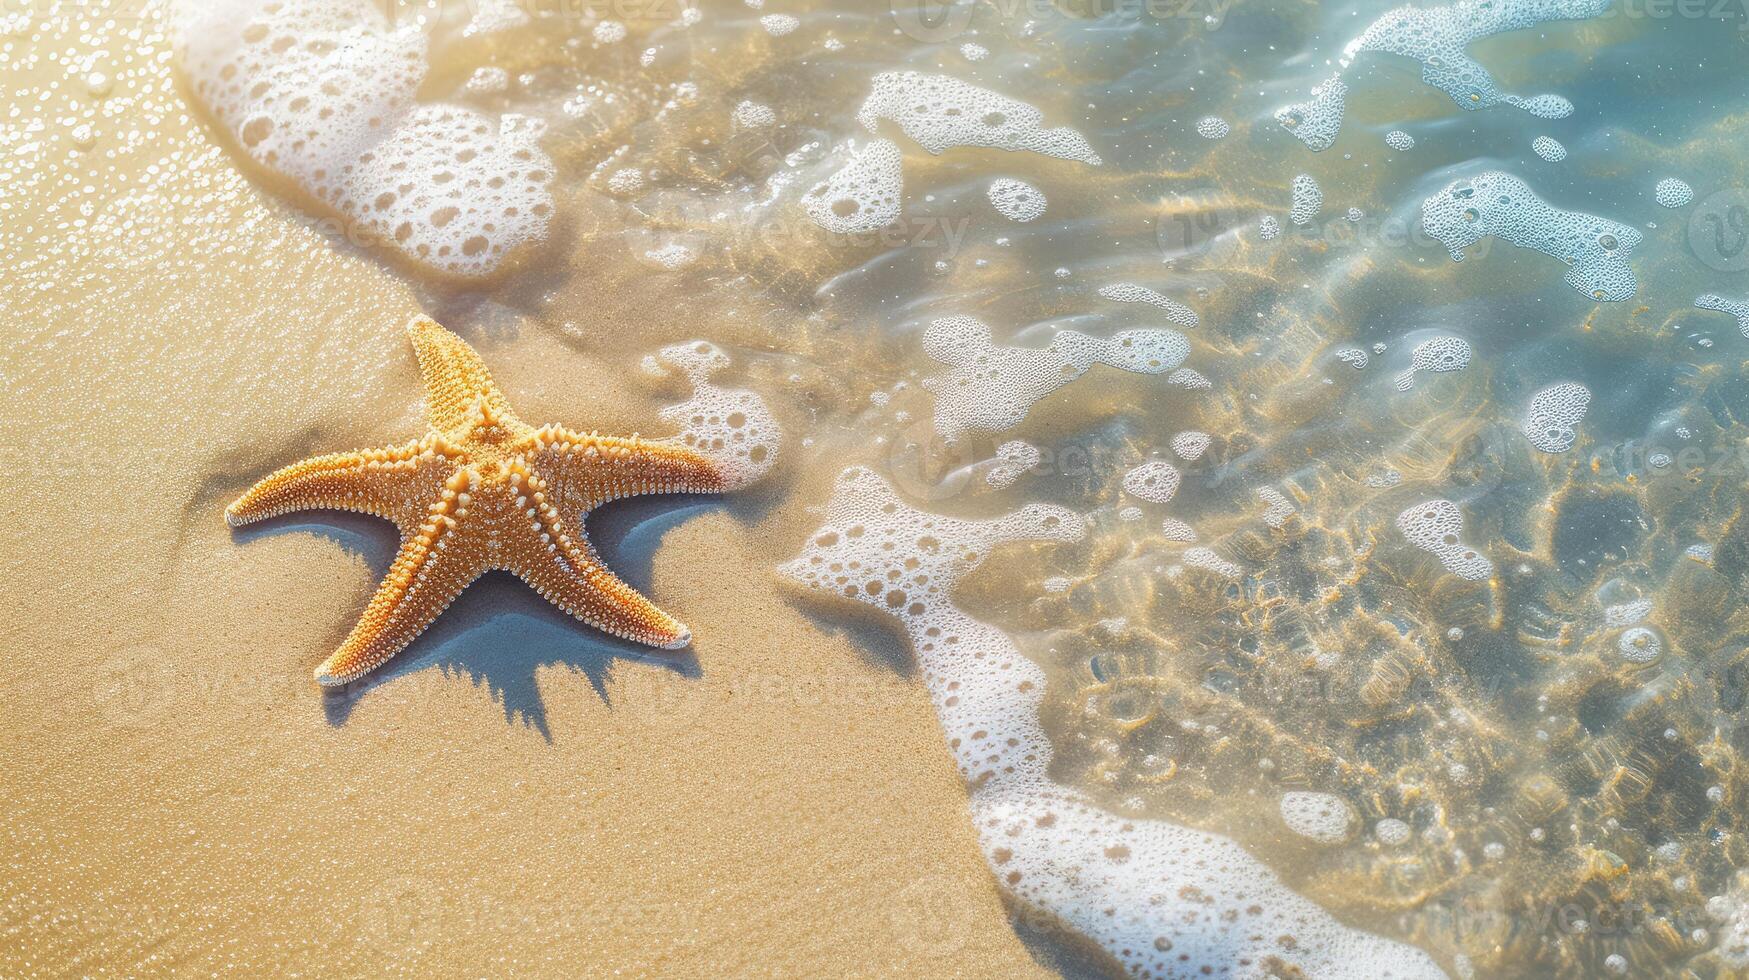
[0,9,1043,974]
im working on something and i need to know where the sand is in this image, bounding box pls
[0,8,1044,976]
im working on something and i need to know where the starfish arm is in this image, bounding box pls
[314,470,486,685]
[407,316,522,438]
[511,541,694,650]
[224,438,455,532]
[524,426,728,520]
[499,457,693,649]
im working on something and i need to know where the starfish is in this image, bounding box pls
[227,316,727,686]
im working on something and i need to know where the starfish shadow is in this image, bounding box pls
[232,496,723,739]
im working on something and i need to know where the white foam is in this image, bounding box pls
[1170,431,1211,460]
[1393,336,1472,391]
[650,341,779,491]
[1167,367,1212,390]
[1655,177,1694,208]
[760,13,799,36]
[1396,499,1492,581]
[1422,172,1641,301]
[1123,460,1182,504]
[1259,214,1282,241]
[1280,791,1356,844]
[1385,130,1414,151]
[1522,382,1591,453]
[781,469,1444,979]
[1617,626,1664,664]
[606,168,646,196]
[1276,0,1608,150]
[592,20,627,44]
[986,440,1042,489]
[644,243,697,270]
[1259,486,1296,528]
[1196,115,1230,139]
[172,0,554,279]
[1532,135,1566,162]
[803,138,903,234]
[1182,546,1243,578]
[857,71,1101,164]
[960,42,989,61]
[733,100,776,129]
[1098,282,1199,327]
[1696,294,1749,337]
[921,316,1190,441]
[987,178,1047,222]
[1375,818,1411,845]
[1160,517,1198,542]
[1291,173,1323,226]
[1337,347,1370,369]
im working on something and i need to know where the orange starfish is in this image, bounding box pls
[227,316,727,686]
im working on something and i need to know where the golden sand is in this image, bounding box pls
[0,9,1044,975]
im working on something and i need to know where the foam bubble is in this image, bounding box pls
[857,71,1101,164]
[1195,115,1230,139]
[802,138,903,234]
[607,168,646,196]
[1656,178,1694,208]
[644,243,697,270]
[759,13,799,35]
[1617,626,1664,664]
[1396,499,1492,581]
[987,178,1047,222]
[1259,486,1296,528]
[172,0,555,279]
[592,19,627,43]
[1170,431,1211,460]
[1421,172,1641,301]
[960,42,988,61]
[1375,818,1411,845]
[986,440,1042,489]
[921,316,1190,441]
[1183,547,1243,578]
[733,100,776,129]
[1123,460,1182,504]
[1260,214,1282,240]
[1097,282,1199,327]
[1393,336,1472,391]
[1696,294,1749,337]
[1385,130,1415,151]
[1167,367,1212,390]
[1276,0,1609,150]
[1522,382,1591,453]
[1367,468,1404,488]
[1280,791,1356,844]
[1160,517,1198,542]
[1531,135,1566,162]
[780,469,1443,979]
[651,341,779,491]
[1337,347,1370,369]
[1291,174,1323,226]
[1275,76,1347,151]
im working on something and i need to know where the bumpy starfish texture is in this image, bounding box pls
[227,316,727,686]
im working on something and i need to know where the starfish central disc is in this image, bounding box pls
[227,316,728,686]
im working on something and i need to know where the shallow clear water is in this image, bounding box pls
[9,0,1749,976]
